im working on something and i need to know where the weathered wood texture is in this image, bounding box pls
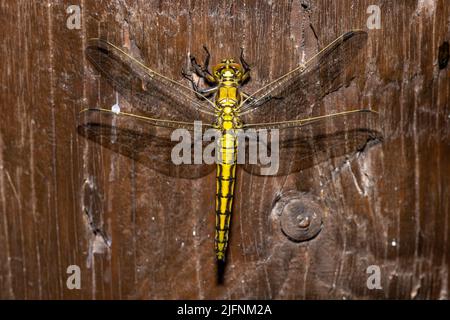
[1,0,449,299]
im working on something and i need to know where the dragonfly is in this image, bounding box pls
[78,30,380,268]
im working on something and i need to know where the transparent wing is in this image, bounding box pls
[86,38,217,124]
[77,108,215,179]
[239,30,368,124]
[240,110,382,176]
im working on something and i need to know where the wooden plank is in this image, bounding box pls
[0,0,448,299]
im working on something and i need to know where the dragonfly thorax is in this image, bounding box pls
[223,106,233,114]
[215,104,242,130]
[215,81,241,109]
[216,113,241,131]
[214,68,243,130]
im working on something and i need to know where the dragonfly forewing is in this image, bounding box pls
[239,31,368,124]
[86,38,217,124]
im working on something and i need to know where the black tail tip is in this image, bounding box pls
[217,259,226,284]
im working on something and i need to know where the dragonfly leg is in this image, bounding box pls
[240,47,251,73]
[181,67,199,90]
[189,48,215,83]
[202,45,211,71]
[182,68,217,98]
[198,86,218,97]
[239,47,251,83]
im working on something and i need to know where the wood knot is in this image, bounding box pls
[272,191,323,242]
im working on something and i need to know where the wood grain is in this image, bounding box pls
[0,0,449,299]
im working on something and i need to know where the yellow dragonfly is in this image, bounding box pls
[78,30,380,269]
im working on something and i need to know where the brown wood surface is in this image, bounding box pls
[0,0,449,299]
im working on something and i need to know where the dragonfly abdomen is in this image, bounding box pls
[215,130,237,262]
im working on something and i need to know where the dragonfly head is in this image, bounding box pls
[213,58,246,83]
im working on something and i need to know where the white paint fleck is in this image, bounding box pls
[111,103,120,114]
[92,234,109,254]
[391,240,397,247]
